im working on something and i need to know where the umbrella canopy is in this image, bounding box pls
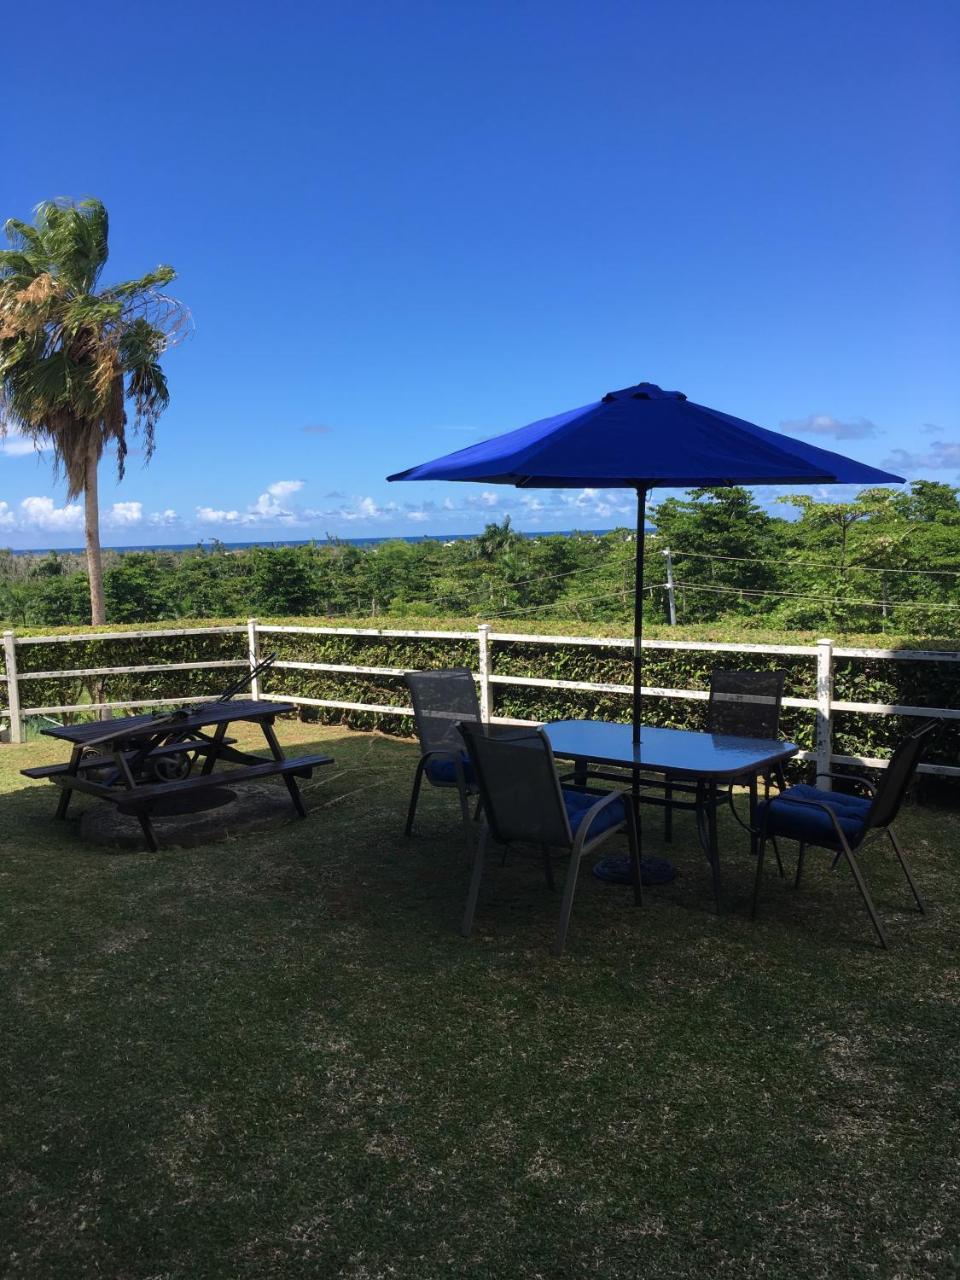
[388,382,904,740]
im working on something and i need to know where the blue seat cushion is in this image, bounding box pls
[562,788,626,841]
[425,752,476,787]
[759,783,871,847]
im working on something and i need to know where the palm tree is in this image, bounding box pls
[0,198,187,623]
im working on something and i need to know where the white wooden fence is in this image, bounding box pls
[1,621,958,781]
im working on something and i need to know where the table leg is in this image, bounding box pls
[748,775,759,861]
[55,747,82,819]
[137,811,159,853]
[200,721,230,776]
[695,780,722,911]
[112,748,159,853]
[260,719,307,819]
[707,782,721,913]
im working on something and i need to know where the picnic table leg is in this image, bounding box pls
[200,722,230,776]
[260,720,308,819]
[110,749,160,853]
[55,747,82,819]
[137,811,159,853]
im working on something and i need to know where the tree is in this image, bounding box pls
[651,487,778,621]
[0,199,187,623]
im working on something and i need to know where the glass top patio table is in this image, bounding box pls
[543,720,799,780]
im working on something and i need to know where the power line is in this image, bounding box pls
[672,580,960,611]
[671,548,960,578]
[486,583,660,619]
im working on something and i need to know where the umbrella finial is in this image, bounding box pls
[603,382,687,403]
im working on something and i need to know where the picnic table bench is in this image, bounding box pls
[26,698,333,852]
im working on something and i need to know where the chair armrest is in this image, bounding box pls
[814,770,876,797]
[419,748,474,792]
[572,789,629,855]
[764,792,855,849]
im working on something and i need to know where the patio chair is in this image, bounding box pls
[404,668,481,853]
[752,718,938,949]
[661,669,788,856]
[458,721,642,956]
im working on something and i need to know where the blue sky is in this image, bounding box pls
[1,0,958,548]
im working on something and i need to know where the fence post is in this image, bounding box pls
[3,630,23,744]
[247,618,261,699]
[815,637,833,788]
[478,624,492,722]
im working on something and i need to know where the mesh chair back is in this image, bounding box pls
[406,668,481,756]
[865,719,939,831]
[707,669,787,738]
[459,722,572,848]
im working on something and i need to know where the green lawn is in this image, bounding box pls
[1,722,958,1279]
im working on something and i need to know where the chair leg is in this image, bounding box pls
[553,850,583,957]
[541,844,556,891]
[772,836,785,879]
[751,837,767,918]
[461,826,490,938]
[887,828,926,913]
[456,780,474,862]
[842,843,889,949]
[664,783,673,843]
[794,842,806,889]
[404,758,427,837]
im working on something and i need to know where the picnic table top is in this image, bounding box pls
[40,699,297,747]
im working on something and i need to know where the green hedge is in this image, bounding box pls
[3,617,958,777]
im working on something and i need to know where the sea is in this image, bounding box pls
[7,528,642,556]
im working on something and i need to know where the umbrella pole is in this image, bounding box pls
[632,487,647,744]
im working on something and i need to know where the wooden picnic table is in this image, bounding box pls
[23,698,333,852]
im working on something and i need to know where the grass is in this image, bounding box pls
[1,721,959,1279]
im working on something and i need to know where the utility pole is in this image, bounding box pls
[662,547,677,625]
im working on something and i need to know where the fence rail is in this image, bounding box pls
[1,621,957,780]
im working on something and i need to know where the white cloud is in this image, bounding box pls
[196,506,241,524]
[266,479,303,499]
[18,496,83,531]
[780,413,879,440]
[149,509,179,526]
[105,501,143,527]
[407,510,430,522]
[480,491,498,507]
[0,433,53,457]
[249,480,303,521]
[0,502,15,527]
[196,480,306,526]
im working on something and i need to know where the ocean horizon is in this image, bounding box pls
[5,527,644,557]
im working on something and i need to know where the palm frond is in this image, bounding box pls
[34,199,110,294]
[102,266,177,300]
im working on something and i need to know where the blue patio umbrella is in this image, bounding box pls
[388,382,903,742]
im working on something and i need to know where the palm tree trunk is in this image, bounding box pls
[84,436,106,625]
